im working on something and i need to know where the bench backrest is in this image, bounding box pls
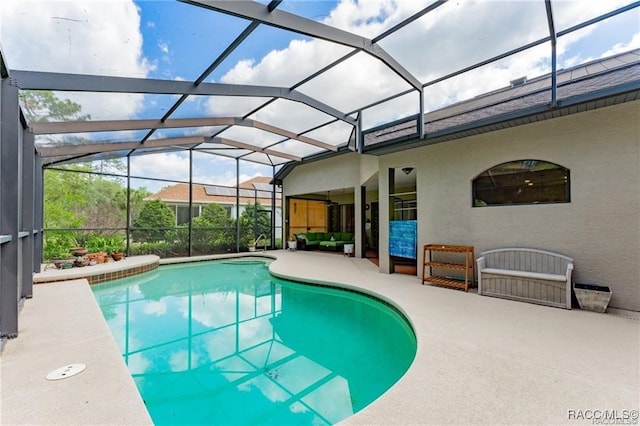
[480,248,573,275]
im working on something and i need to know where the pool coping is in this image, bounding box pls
[35,255,160,285]
[4,250,639,425]
[0,278,154,425]
[268,251,639,425]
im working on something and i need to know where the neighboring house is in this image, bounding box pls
[147,176,282,227]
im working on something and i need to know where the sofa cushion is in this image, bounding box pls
[296,232,353,244]
[319,240,344,249]
[338,232,353,242]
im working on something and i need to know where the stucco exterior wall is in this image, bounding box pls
[283,152,362,196]
[282,101,639,310]
[381,101,639,311]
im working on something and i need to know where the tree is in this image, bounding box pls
[193,203,232,228]
[43,165,133,235]
[81,174,127,231]
[43,166,92,229]
[239,202,271,249]
[132,200,176,242]
[20,90,90,123]
[193,203,235,252]
[31,91,129,231]
[113,187,152,225]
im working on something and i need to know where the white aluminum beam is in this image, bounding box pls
[36,136,205,157]
[12,70,356,126]
[31,117,338,152]
[212,137,301,161]
[31,118,233,134]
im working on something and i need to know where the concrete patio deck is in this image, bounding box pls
[1,250,638,425]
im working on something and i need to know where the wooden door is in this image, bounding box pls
[288,199,327,236]
[289,198,308,237]
[306,200,327,232]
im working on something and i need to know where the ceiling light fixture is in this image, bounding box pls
[401,167,414,175]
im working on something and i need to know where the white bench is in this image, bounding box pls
[476,248,573,309]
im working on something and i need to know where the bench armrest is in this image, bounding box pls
[566,262,574,278]
[476,256,486,270]
[476,257,485,294]
[566,263,574,309]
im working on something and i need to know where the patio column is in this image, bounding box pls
[0,75,21,338]
[33,155,43,271]
[354,185,363,258]
[378,167,392,274]
[235,159,240,252]
[188,149,193,257]
[21,129,35,299]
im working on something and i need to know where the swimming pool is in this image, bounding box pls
[92,258,416,425]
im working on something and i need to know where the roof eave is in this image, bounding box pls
[364,81,640,156]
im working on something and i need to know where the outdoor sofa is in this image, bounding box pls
[295,232,354,251]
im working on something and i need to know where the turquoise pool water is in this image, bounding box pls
[92,259,416,425]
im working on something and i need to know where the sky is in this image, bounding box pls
[1,0,639,192]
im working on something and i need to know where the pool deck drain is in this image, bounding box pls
[46,363,87,381]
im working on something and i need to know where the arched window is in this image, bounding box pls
[472,160,570,207]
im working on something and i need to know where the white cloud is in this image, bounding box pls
[142,299,167,316]
[205,95,272,118]
[551,1,635,31]
[560,30,640,69]
[600,32,640,57]
[217,0,638,143]
[130,151,190,182]
[1,0,151,120]
[158,41,169,54]
[219,38,352,87]
[128,148,272,192]
[169,349,192,372]
[322,0,425,38]
[195,169,270,188]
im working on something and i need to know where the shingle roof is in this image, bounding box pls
[362,49,640,153]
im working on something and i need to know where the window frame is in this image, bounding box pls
[472,159,571,208]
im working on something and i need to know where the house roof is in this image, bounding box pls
[274,48,640,181]
[147,176,281,206]
[365,48,640,154]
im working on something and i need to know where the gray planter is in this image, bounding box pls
[573,283,612,313]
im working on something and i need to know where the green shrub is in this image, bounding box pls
[129,241,187,258]
[43,232,78,261]
[131,200,176,243]
[85,234,126,254]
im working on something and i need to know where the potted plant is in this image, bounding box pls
[287,235,297,251]
[105,236,126,261]
[44,233,78,268]
[51,247,76,269]
[69,246,88,257]
[86,235,109,263]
